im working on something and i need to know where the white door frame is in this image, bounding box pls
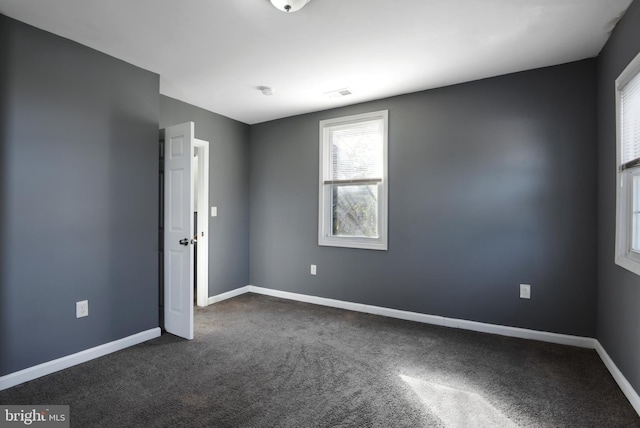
[194,138,209,307]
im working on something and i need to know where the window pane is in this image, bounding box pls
[621,71,640,165]
[633,174,640,252]
[330,120,383,181]
[331,185,378,237]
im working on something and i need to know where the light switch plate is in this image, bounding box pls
[520,284,531,299]
[211,206,217,217]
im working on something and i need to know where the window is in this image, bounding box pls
[319,110,388,250]
[615,51,640,275]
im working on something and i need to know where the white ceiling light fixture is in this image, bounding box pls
[269,0,310,13]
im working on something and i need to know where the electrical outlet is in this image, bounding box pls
[520,284,531,299]
[310,264,317,275]
[76,300,89,318]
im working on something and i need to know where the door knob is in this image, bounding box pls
[179,238,189,246]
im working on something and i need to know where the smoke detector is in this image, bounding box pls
[258,86,274,96]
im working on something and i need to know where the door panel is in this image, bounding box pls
[163,122,194,340]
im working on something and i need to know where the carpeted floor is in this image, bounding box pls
[1,293,638,427]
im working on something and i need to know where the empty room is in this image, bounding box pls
[1,0,640,426]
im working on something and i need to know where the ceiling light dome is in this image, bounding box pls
[269,0,311,13]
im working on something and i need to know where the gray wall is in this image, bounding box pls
[1,5,623,383]
[0,16,160,376]
[597,0,640,395]
[250,60,598,337]
[159,96,250,296]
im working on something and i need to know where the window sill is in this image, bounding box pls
[318,236,387,251]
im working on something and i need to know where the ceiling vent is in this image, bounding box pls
[325,88,353,99]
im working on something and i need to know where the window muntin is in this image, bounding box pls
[319,110,388,250]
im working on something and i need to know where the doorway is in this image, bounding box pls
[193,139,209,307]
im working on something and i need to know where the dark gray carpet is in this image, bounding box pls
[1,293,638,427]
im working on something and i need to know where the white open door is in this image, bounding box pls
[164,122,194,340]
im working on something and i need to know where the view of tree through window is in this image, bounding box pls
[332,185,378,237]
[329,121,383,237]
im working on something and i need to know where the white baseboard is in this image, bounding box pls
[595,341,640,416]
[247,285,594,348]
[207,285,251,305]
[249,285,442,324]
[0,327,161,391]
[442,318,596,348]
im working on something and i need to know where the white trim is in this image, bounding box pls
[207,285,252,305]
[0,328,160,391]
[443,318,595,348]
[249,285,444,325]
[247,286,594,348]
[194,138,210,307]
[596,341,640,416]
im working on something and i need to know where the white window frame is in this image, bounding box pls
[318,110,389,250]
[615,51,640,275]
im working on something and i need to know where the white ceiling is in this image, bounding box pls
[0,0,633,124]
